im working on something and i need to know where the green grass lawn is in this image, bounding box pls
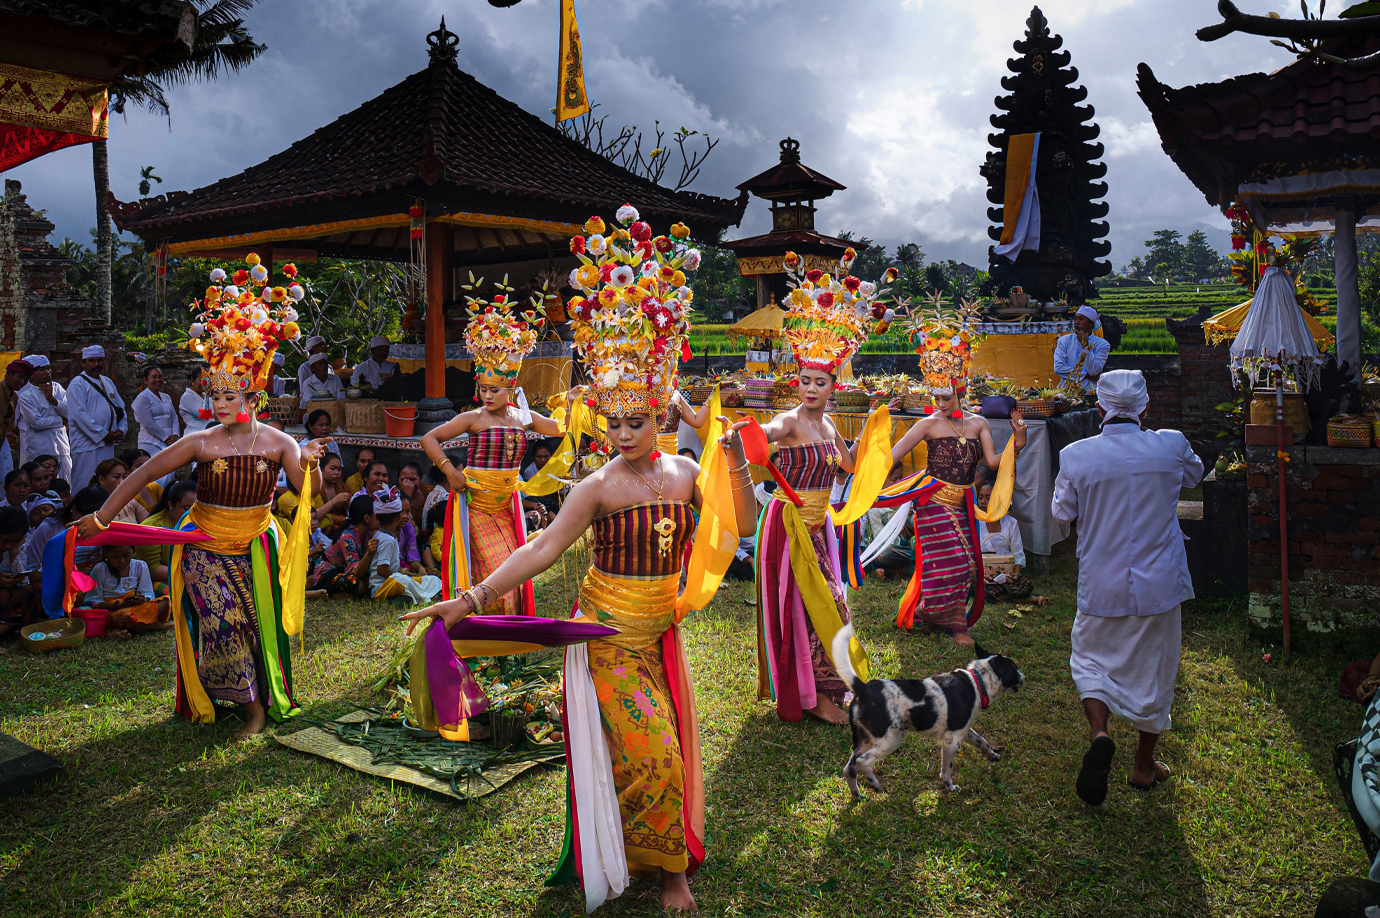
[0,542,1370,917]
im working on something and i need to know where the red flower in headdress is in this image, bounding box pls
[570,236,586,255]
[806,269,824,284]
[629,221,652,243]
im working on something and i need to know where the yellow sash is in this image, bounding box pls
[465,467,519,513]
[578,567,679,651]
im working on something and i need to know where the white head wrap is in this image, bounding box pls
[372,486,403,514]
[82,345,105,359]
[272,352,285,367]
[369,336,390,350]
[1075,305,1099,325]
[25,494,57,512]
[1096,369,1149,427]
[306,353,329,367]
[23,355,49,368]
[304,336,326,351]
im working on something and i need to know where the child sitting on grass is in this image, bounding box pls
[368,488,442,604]
[309,494,378,598]
[87,544,172,639]
[0,506,39,637]
[421,501,446,576]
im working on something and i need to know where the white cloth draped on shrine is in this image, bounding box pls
[1229,266,1323,389]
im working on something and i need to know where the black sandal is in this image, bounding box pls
[1076,736,1116,806]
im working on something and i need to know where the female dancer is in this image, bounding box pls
[78,256,325,738]
[883,298,1023,646]
[747,251,900,724]
[406,208,755,912]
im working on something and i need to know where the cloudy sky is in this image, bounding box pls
[7,0,1306,271]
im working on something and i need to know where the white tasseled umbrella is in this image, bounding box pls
[1230,266,1322,390]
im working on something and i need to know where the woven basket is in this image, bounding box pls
[773,395,801,410]
[903,390,932,414]
[488,711,528,750]
[689,384,713,405]
[344,400,411,435]
[303,398,346,431]
[1327,416,1373,448]
[1015,398,1055,419]
[266,396,301,428]
[835,390,870,412]
[21,617,85,654]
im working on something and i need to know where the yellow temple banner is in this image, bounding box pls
[556,0,590,123]
[0,62,108,138]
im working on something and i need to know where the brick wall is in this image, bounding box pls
[1245,443,1380,628]
[1167,309,1235,463]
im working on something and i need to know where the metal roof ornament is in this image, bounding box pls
[427,18,459,65]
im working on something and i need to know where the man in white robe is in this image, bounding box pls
[299,352,344,409]
[270,352,291,397]
[16,355,70,482]
[354,335,399,390]
[295,335,328,391]
[178,365,210,434]
[1051,369,1203,805]
[1053,305,1111,391]
[67,344,127,489]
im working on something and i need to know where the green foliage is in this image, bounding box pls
[686,237,753,323]
[60,233,153,331]
[124,328,185,354]
[1120,228,1229,281]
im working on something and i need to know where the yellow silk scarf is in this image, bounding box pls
[676,395,736,621]
[828,405,893,527]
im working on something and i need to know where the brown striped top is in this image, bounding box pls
[927,436,983,486]
[774,441,839,493]
[196,455,281,508]
[592,500,694,579]
[468,425,528,471]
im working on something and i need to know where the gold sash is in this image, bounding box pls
[773,487,831,531]
[930,481,971,508]
[578,566,679,652]
[464,467,519,514]
[187,502,272,554]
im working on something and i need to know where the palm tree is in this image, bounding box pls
[93,1,265,324]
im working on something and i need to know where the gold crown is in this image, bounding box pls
[460,273,544,386]
[187,254,304,395]
[566,204,699,419]
[781,249,899,373]
[906,293,985,395]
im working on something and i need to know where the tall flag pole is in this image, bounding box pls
[556,0,591,123]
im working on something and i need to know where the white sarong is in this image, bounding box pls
[1070,604,1181,734]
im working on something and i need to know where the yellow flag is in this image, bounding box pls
[556,0,591,123]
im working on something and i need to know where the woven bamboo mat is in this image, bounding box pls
[276,710,561,800]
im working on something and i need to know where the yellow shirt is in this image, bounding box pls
[428,525,444,565]
[135,481,164,513]
[345,472,364,495]
[135,509,173,569]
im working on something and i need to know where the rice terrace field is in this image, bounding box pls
[688,283,1333,357]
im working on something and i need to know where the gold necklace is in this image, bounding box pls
[223,422,266,473]
[798,411,838,465]
[626,455,665,500]
[945,410,968,447]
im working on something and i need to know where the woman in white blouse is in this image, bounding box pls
[131,365,179,487]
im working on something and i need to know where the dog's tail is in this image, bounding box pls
[831,622,867,695]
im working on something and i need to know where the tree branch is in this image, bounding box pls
[1198,0,1380,42]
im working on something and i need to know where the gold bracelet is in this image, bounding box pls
[728,461,750,473]
[300,456,319,472]
[90,514,110,531]
[438,457,453,470]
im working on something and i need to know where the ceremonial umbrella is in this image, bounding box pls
[1226,266,1324,654]
[1202,296,1334,350]
[725,303,788,342]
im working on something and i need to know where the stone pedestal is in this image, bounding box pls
[414,395,456,434]
[0,732,61,801]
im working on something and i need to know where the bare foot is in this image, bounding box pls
[659,869,697,912]
[305,589,328,600]
[951,631,975,648]
[873,568,887,581]
[804,695,849,724]
[234,701,268,740]
[109,629,132,641]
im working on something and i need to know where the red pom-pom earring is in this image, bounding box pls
[650,450,662,461]
[235,410,250,424]
[198,408,212,420]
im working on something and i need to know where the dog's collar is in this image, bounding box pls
[963,668,990,710]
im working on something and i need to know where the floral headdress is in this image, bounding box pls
[906,292,985,395]
[781,249,899,374]
[460,273,545,386]
[186,253,303,404]
[566,203,699,420]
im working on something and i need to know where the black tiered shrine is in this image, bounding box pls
[980,6,1110,304]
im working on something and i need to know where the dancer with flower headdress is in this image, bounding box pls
[408,275,574,738]
[77,255,332,739]
[731,250,902,724]
[404,205,758,912]
[877,294,1025,647]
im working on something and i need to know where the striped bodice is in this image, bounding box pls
[468,425,528,471]
[927,436,983,486]
[774,441,839,493]
[196,455,281,508]
[591,500,694,579]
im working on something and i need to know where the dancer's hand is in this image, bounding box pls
[888,395,904,412]
[301,438,333,462]
[76,513,107,540]
[399,594,474,635]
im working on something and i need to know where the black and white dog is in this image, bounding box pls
[831,623,1024,797]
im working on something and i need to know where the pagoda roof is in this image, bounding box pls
[1137,34,1380,210]
[736,137,845,202]
[111,21,746,265]
[721,228,863,257]
[0,0,196,80]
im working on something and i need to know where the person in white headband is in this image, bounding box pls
[270,351,290,397]
[68,342,126,490]
[296,335,329,392]
[368,485,442,603]
[299,350,344,411]
[1053,303,1111,391]
[16,353,70,480]
[1052,368,1204,805]
[354,335,399,390]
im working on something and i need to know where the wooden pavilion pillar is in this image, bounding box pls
[416,219,455,431]
[1334,204,1362,387]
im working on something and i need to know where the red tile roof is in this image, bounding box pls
[113,25,746,247]
[1137,35,1380,207]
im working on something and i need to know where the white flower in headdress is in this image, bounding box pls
[600,368,621,388]
[675,286,692,301]
[950,334,962,347]
[616,203,639,224]
[682,249,701,270]
[587,234,608,256]
[250,307,269,326]
[189,323,205,338]
[223,285,240,298]
[641,261,658,277]
[288,284,305,301]
[249,264,269,284]
[283,306,299,322]
[568,268,584,290]
[209,268,227,283]
[610,265,635,288]
[859,281,876,297]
